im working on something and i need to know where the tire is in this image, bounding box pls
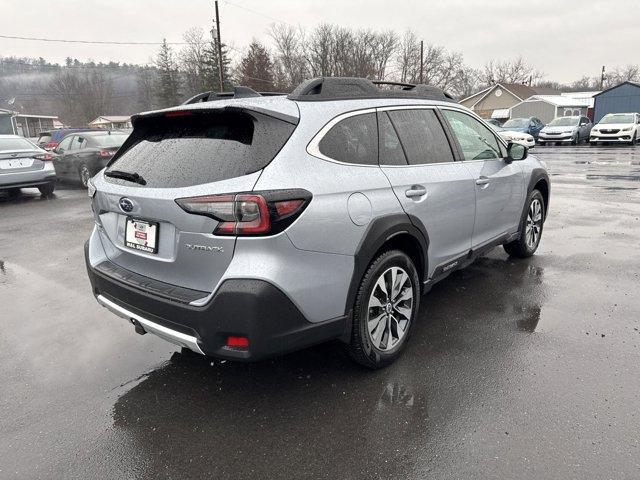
[590,141,597,147]
[630,132,637,146]
[504,189,545,259]
[38,182,55,196]
[78,163,91,188]
[571,133,578,145]
[348,249,420,369]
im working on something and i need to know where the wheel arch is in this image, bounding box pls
[527,168,550,220]
[341,213,429,342]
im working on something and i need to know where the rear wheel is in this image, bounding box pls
[78,163,91,188]
[38,182,55,196]
[348,249,420,369]
[504,190,545,258]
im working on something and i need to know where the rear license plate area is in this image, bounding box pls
[125,218,159,254]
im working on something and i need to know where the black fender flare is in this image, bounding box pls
[517,168,550,232]
[340,213,429,341]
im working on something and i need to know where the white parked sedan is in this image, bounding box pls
[590,113,640,145]
[489,124,535,149]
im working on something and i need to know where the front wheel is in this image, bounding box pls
[630,132,637,146]
[348,250,420,369]
[78,163,91,188]
[504,190,545,258]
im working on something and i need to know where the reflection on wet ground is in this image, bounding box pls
[1,145,639,479]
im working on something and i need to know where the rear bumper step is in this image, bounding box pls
[97,294,205,354]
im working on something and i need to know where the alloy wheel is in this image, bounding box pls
[367,267,413,351]
[80,165,90,188]
[525,198,543,249]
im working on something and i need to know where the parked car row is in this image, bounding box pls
[492,112,640,147]
[0,130,128,195]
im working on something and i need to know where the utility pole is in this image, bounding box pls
[215,0,224,92]
[600,65,606,90]
[419,40,424,84]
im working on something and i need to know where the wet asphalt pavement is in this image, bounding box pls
[1,145,639,479]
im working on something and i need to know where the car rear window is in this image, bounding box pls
[105,110,295,188]
[38,134,52,143]
[87,134,128,148]
[0,137,38,151]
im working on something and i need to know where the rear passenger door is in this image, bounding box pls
[378,107,476,279]
[440,108,525,249]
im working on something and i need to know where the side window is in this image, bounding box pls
[57,135,73,152]
[442,110,502,161]
[69,135,83,151]
[318,113,378,165]
[386,109,454,165]
[378,112,407,165]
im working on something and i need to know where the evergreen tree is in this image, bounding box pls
[154,39,181,107]
[237,41,275,91]
[202,25,233,91]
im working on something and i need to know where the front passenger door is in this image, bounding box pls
[441,109,525,249]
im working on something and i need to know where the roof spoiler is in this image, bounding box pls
[182,86,286,105]
[287,77,456,102]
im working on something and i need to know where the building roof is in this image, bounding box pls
[89,115,131,125]
[0,108,58,119]
[593,81,640,97]
[519,95,592,108]
[461,83,560,107]
[532,95,592,107]
[561,91,601,99]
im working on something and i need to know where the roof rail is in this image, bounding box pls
[287,77,456,102]
[182,86,286,105]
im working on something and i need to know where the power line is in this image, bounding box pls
[222,0,295,27]
[0,34,187,45]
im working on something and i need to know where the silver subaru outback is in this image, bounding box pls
[85,77,550,369]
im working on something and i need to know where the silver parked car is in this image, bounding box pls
[538,116,592,145]
[85,77,550,369]
[0,135,57,195]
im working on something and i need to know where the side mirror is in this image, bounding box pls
[507,142,527,162]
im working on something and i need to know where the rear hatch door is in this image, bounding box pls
[92,107,296,296]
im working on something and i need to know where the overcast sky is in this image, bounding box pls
[2,0,637,83]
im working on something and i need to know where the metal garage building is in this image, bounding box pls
[510,95,592,124]
[593,82,640,123]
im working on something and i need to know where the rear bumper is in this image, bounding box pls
[0,163,56,188]
[85,242,348,361]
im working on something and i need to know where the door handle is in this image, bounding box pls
[475,177,491,186]
[405,185,427,198]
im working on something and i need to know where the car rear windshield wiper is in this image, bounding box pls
[104,170,147,185]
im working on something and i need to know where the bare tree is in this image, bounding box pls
[179,27,209,96]
[269,24,308,90]
[481,56,544,86]
[605,64,640,87]
[49,69,115,125]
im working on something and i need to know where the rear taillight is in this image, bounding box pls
[34,153,54,161]
[98,150,113,157]
[175,190,311,236]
